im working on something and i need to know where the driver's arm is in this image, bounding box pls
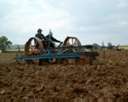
[51,36,61,43]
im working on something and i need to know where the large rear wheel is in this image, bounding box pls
[62,36,82,64]
[24,37,45,64]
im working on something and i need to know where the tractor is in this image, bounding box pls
[16,36,99,65]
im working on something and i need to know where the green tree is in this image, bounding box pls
[0,36,12,52]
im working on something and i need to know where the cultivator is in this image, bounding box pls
[16,36,99,65]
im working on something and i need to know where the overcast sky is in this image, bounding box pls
[0,0,128,45]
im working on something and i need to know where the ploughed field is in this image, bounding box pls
[0,50,128,101]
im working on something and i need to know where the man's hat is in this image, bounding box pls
[37,28,42,32]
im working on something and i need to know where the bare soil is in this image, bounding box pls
[0,50,128,102]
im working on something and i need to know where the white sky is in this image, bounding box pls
[0,0,128,45]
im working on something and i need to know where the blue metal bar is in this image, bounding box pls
[16,52,80,62]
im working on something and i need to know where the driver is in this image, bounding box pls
[35,28,46,40]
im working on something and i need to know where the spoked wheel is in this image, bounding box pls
[25,37,44,55]
[24,37,44,64]
[63,36,81,52]
[62,36,82,64]
[63,36,81,47]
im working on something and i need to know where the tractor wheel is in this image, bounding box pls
[25,37,44,55]
[63,36,81,47]
[24,37,45,64]
[62,36,82,64]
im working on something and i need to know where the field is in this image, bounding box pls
[119,45,128,50]
[0,53,16,64]
[0,49,128,102]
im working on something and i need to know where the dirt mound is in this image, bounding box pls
[0,49,128,101]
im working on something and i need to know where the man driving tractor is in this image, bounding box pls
[35,28,62,48]
[35,28,46,40]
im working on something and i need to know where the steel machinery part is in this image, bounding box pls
[63,36,81,47]
[24,37,44,55]
[62,37,81,64]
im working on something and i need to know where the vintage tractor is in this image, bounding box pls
[16,36,99,65]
